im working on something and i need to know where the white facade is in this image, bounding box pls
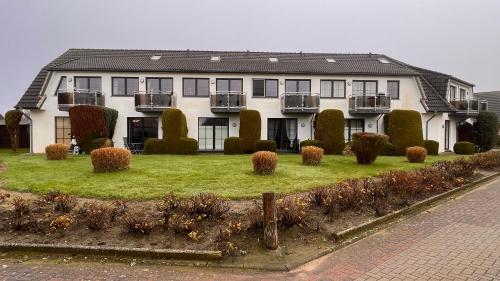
[29,70,460,153]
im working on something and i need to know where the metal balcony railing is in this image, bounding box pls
[210,91,246,113]
[134,90,175,112]
[450,98,481,115]
[280,92,320,113]
[57,90,105,111]
[348,93,391,114]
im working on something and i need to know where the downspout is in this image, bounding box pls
[425,111,437,140]
[375,114,384,133]
[18,107,33,154]
[310,113,316,139]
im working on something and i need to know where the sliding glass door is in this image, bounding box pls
[198,118,229,151]
[267,118,298,151]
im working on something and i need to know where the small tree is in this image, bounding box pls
[474,111,498,152]
[5,110,23,152]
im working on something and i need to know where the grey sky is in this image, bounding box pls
[1,0,499,115]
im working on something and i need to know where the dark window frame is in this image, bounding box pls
[111,77,139,96]
[252,78,279,98]
[74,76,102,92]
[145,77,173,93]
[284,79,311,93]
[320,79,346,99]
[216,78,244,93]
[127,117,159,144]
[197,117,229,151]
[459,88,466,100]
[54,76,67,96]
[344,119,365,142]
[182,78,210,97]
[387,80,400,100]
[352,80,378,95]
[449,85,457,100]
[54,116,72,145]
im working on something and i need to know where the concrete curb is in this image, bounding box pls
[0,243,222,261]
[333,171,500,242]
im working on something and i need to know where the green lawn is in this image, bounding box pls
[0,149,458,200]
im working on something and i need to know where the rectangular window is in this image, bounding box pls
[387,80,400,99]
[320,80,346,98]
[74,77,101,92]
[55,117,72,145]
[352,81,378,95]
[146,78,173,93]
[344,119,365,142]
[112,77,139,96]
[198,118,229,151]
[450,86,457,100]
[183,78,209,97]
[253,79,278,97]
[55,76,67,95]
[459,88,466,100]
[285,79,311,93]
[216,79,243,93]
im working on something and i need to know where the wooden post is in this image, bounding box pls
[262,192,278,250]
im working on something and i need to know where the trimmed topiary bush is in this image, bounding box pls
[457,122,474,142]
[224,137,244,155]
[387,110,424,155]
[162,109,188,139]
[255,140,277,152]
[240,110,261,153]
[163,138,198,155]
[406,146,427,163]
[5,109,23,152]
[474,111,498,152]
[350,133,389,164]
[314,109,345,154]
[252,151,278,175]
[301,146,324,166]
[380,142,396,156]
[88,138,113,152]
[423,140,439,156]
[453,141,475,155]
[45,144,68,160]
[91,147,131,173]
[300,140,325,150]
[143,138,166,154]
[104,108,118,139]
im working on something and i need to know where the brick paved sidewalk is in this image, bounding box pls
[1,178,500,281]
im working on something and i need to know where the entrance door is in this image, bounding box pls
[268,118,298,151]
[444,120,450,151]
[127,117,158,145]
[198,118,229,151]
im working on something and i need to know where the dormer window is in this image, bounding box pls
[210,56,221,62]
[325,58,336,63]
[150,55,161,61]
[378,58,391,64]
[269,57,278,63]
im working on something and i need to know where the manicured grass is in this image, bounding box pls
[0,149,459,200]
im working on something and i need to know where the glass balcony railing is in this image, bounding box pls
[57,90,105,111]
[280,92,320,113]
[134,91,175,112]
[450,98,482,116]
[348,93,391,114]
[210,91,246,113]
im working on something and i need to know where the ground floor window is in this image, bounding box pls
[127,117,158,144]
[198,118,229,151]
[55,117,72,145]
[268,118,298,151]
[344,119,364,142]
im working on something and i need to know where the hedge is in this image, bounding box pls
[300,140,325,150]
[4,109,23,152]
[144,138,167,154]
[224,137,244,155]
[380,142,396,156]
[91,147,131,173]
[239,110,261,153]
[256,140,277,152]
[165,138,198,155]
[423,140,439,156]
[453,141,475,155]
[457,122,474,142]
[162,109,188,139]
[474,111,498,152]
[69,106,113,154]
[45,144,68,160]
[351,133,389,164]
[387,110,424,155]
[314,109,345,154]
[88,138,113,152]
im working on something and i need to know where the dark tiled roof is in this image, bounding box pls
[417,76,455,112]
[16,49,472,112]
[474,91,500,119]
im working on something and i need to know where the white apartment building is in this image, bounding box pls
[15,49,486,153]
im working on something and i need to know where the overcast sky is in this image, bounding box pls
[1,0,499,115]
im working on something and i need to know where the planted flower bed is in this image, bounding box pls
[0,151,498,266]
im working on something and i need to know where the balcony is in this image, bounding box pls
[348,93,391,114]
[280,92,320,114]
[449,98,485,117]
[135,91,175,112]
[210,92,246,113]
[57,90,105,111]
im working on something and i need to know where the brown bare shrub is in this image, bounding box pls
[182,193,229,220]
[406,146,427,163]
[45,144,68,160]
[276,196,309,227]
[301,146,324,166]
[246,200,263,229]
[79,202,113,231]
[11,197,31,216]
[53,194,77,213]
[90,147,131,173]
[0,192,10,203]
[50,215,73,231]
[123,211,155,234]
[169,214,195,234]
[252,151,278,175]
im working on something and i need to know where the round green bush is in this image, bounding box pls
[144,138,167,154]
[387,110,424,155]
[300,140,325,150]
[256,140,277,152]
[453,141,475,155]
[423,140,439,156]
[88,138,114,152]
[239,110,261,153]
[314,109,345,154]
[224,137,244,155]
